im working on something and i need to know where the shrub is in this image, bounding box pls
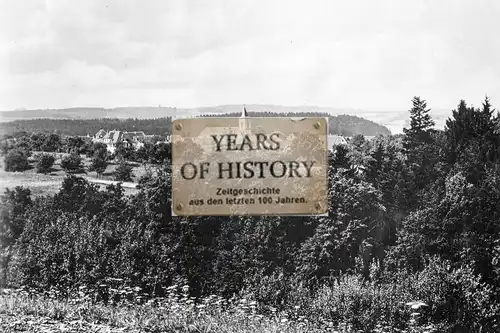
[60,151,84,173]
[410,257,500,331]
[35,153,55,174]
[4,149,29,172]
[302,274,411,330]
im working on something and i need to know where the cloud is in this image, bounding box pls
[0,0,499,111]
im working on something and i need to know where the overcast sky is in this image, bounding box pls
[0,0,499,111]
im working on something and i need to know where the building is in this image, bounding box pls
[92,129,160,152]
[92,129,123,153]
[327,135,348,151]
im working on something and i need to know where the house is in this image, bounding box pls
[92,129,163,152]
[92,129,123,153]
[327,135,348,151]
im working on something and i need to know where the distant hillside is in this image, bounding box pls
[0,104,452,134]
[0,105,391,137]
[0,105,378,121]
[200,111,391,136]
[0,107,178,122]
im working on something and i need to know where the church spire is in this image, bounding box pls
[241,105,248,118]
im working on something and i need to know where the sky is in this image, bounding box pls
[0,0,499,112]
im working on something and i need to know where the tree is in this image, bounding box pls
[88,145,109,177]
[86,142,108,158]
[41,134,62,152]
[114,142,135,161]
[4,149,29,172]
[35,153,55,174]
[114,160,134,182]
[0,186,32,286]
[65,136,86,154]
[151,142,171,164]
[402,97,438,209]
[331,145,351,172]
[60,151,84,173]
[0,186,32,247]
[445,97,499,183]
[351,134,366,149]
[136,143,155,163]
[403,96,435,152]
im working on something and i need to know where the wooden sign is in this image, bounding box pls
[171,116,328,216]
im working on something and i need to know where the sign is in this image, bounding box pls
[171,117,328,216]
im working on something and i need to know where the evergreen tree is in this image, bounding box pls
[403,96,435,152]
[402,97,438,209]
[445,97,499,183]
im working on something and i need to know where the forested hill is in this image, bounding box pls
[201,111,391,136]
[0,118,173,137]
[0,112,390,137]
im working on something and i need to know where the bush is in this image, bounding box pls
[114,160,133,182]
[35,153,55,174]
[4,149,29,172]
[410,257,500,331]
[60,151,84,173]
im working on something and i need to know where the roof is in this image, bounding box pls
[125,131,146,136]
[95,129,106,139]
[103,130,122,144]
[122,131,146,141]
[328,135,348,149]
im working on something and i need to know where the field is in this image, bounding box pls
[0,152,148,197]
[0,285,442,333]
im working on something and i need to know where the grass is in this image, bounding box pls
[0,289,332,333]
[0,152,152,197]
[0,279,446,333]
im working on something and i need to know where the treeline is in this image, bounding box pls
[1,97,500,331]
[202,112,391,136]
[0,118,173,137]
[0,113,390,137]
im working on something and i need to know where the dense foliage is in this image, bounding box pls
[114,160,134,182]
[4,149,30,172]
[0,118,173,137]
[1,96,499,332]
[35,153,55,174]
[203,112,391,136]
[88,143,109,177]
[60,151,84,173]
[0,112,390,137]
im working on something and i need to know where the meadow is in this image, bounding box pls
[0,278,442,333]
[0,151,146,197]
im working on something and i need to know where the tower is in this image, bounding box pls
[239,105,249,131]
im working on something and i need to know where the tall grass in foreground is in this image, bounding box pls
[0,279,444,333]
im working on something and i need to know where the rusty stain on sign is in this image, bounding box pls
[171,117,328,216]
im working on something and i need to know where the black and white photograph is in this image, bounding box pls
[0,1,499,332]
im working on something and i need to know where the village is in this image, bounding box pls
[87,109,375,154]
[88,129,172,153]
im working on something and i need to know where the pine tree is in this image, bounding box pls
[402,97,437,209]
[403,96,435,151]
